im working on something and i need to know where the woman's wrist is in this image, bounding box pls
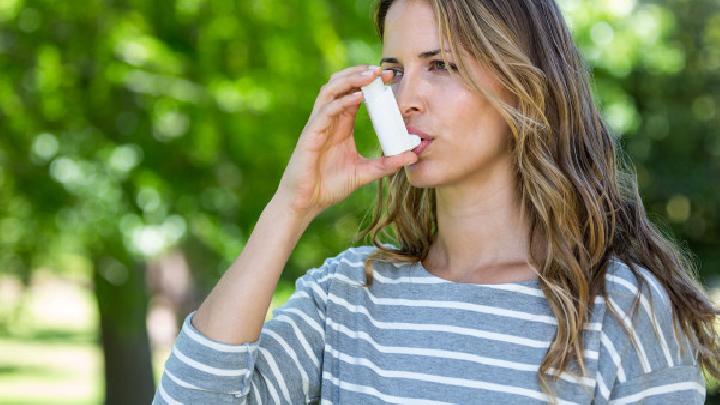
[267,190,319,228]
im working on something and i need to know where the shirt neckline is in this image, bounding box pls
[413,260,541,287]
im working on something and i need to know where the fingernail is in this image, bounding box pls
[362,66,378,76]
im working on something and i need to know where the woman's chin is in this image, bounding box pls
[404,161,437,188]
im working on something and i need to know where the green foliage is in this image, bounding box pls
[0,0,383,285]
[1,0,718,401]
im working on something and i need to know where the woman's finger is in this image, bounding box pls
[312,65,381,112]
[307,90,364,133]
[355,151,417,186]
[310,65,372,115]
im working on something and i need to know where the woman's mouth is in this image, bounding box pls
[406,126,434,156]
[411,138,433,156]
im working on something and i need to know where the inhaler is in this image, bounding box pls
[361,76,421,156]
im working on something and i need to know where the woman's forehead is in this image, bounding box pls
[383,0,438,43]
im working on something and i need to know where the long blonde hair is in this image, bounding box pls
[354,0,719,398]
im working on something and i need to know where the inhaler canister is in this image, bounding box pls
[361,76,421,156]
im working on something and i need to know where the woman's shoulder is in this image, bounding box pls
[300,244,381,287]
[601,256,674,329]
[599,256,699,378]
[603,257,670,305]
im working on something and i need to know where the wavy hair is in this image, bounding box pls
[353,0,720,400]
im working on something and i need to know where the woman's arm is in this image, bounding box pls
[153,65,415,404]
[153,235,344,404]
[191,192,316,345]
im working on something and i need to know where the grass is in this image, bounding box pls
[0,271,101,404]
[0,271,294,404]
[0,336,102,404]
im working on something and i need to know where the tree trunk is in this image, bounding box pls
[93,255,155,405]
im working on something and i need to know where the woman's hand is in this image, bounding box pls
[274,65,418,219]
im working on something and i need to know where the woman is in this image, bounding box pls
[153,0,719,403]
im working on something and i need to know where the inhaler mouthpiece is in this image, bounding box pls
[361,76,421,156]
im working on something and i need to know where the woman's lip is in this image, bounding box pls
[406,126,434,140]
[411,138,433,155]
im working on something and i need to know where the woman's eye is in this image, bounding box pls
[384,61,457,82]
[430,60,458,72]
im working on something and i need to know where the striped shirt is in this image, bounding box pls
[153,244,706,404]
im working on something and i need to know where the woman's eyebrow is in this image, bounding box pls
[379,49,451,64]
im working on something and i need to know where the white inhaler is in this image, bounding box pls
[361,76,421,156]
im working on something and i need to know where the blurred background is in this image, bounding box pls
[0,0,718,403]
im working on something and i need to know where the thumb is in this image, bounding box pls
[357,151,418,184]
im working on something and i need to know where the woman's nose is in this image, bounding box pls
[392,73,423,117]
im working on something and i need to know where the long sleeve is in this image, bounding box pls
[606,365,705,404]
[152,252,341,404]
[593,260,706,404]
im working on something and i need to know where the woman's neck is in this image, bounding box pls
[425,162,535,282]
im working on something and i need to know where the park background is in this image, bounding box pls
[1,0,719,403]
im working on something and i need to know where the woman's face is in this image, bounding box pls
[381,0,515,189]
